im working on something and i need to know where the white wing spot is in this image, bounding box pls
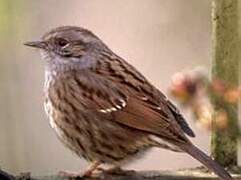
[156,106,161,110]
[99,99,127,113]
[115,105,122,109]
[99,107,118,113]
[120,99,126,108]
[141,96,148,101]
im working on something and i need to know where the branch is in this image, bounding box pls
[12,169,241,180]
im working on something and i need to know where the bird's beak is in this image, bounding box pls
[24,41,46,49]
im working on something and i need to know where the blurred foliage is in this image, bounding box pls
[0,0,15,41]
[0,0,9,36]
[169,67,241,133]
[0,0,25,42]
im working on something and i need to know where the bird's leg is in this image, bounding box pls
[59,161,102,178]
[83,161,102,177]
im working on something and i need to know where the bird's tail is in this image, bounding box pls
[181,144,232,180]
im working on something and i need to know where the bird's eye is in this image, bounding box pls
[56,38,69,47]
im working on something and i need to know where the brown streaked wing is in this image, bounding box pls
[96,54,195,138]
[111,96,188,143]
[70,70,189,144]
[67,70,127,112]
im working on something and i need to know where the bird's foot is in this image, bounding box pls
[58,161,102,179]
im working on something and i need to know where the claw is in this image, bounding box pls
[58,161,102,178]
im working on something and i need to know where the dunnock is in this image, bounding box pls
[25,26,232,180]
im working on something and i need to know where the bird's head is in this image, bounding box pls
[25,26,106,70]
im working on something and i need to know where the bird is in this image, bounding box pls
[24,26,232,180]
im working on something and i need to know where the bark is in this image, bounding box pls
[12,170,241,180]
[211,0,240,167]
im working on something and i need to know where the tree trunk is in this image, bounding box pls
[211,0,240,167]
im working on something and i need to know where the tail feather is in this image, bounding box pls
[181,144,232,180]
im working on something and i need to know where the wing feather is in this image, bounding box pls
[69,70,192,143]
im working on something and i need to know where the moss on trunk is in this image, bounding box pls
[211,0,240,167]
